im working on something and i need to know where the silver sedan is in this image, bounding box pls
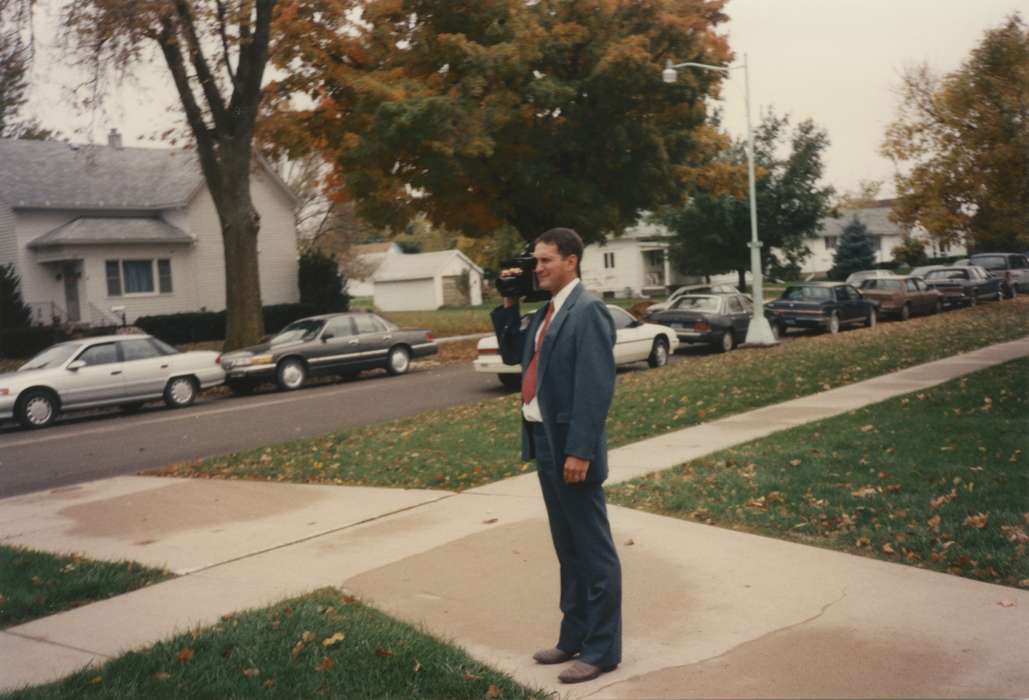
[0,334,225,429]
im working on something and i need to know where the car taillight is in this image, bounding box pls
[426,332,435,341]
[695,320,710,332]
[215,354,222,365]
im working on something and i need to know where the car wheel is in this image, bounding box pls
[164,376,197,408]
[647,337,670,368]
[934,299,943,314]
[15,389,59,429]
[994,289,1003,302]
[718,330,734,353]
[498,373,522,391]
[227,381,256,396]
[968,293,977,307]
[866,308,877,328]
[119,402,145,413]
[386,346,411,376]
[276,358,307,391]
[900,303,911,321]
[828,312,840,335]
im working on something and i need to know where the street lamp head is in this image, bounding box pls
[662,60,677,84]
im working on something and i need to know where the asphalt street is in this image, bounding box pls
[0,354,690,498]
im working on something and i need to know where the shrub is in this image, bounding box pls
[0,327,68,359]
[0,264,32,330]
[135,303,323,345]
[828,217,877,280]
[298,249,350,313]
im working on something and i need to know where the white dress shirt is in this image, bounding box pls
[523,277,580,422]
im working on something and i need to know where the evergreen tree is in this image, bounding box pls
[829,217,877,281]
[298,249,350,314]
[0,263,33,329]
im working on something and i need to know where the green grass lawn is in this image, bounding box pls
[609,357,1029,588]
[5,588,543,700]
[0,545,172,629]
[153,299,1029,491]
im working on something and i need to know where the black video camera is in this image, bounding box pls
[495,244,552,302]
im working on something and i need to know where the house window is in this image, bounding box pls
[604,252,615,269]
[824,236,838,251]
[105,259,173,296]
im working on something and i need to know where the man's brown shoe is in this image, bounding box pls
[558,661,616,684]
[532,647,575,665]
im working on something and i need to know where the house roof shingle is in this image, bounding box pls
[0,138,203,210]
[374,250,482,282]
[28,217,194,249]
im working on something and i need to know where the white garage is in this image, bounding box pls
[373,250,484,311]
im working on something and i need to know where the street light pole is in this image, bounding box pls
[663,54,777,345]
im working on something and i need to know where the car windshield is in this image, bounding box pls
[671,296,720,311]
[781,286,831,301]
[19,342,80,371]
[149,337,180,355]
[271,319,324,344]
[926,269,968,280]
[911,266,938,277]
[971,255,1006,270]
[861,279,904,290]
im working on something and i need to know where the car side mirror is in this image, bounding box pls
[67,360,86,371]
[321,332,334,342]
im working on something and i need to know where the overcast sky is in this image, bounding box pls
[26,0,1024,198]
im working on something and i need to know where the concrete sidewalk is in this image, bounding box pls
[1,336,1027,697]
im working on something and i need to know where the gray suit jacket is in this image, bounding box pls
[490,283,616,483]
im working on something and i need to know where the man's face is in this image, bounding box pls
[533,241,578,293]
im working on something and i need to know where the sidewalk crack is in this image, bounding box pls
[2,630,112,660]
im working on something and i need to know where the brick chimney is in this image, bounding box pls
[108,128,123,149]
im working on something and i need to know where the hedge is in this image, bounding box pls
[0,327,69,360]
[135,303,322,345]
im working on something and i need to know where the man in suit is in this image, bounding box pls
[491,227,622,684]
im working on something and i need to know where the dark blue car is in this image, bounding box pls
[766,282,879,335]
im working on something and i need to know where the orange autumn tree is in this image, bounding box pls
[263,0,733,246]
[61,0,280,349]
[882,14,1029,252]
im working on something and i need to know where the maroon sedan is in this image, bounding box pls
[859,276,943,320]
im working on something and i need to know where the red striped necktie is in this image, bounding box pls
[521,301,555,405]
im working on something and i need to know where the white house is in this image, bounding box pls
[581,219,694,298]
[0,133,300,326]
[373,249,483,311]
[344,241,401,297]
[794,199,966,275]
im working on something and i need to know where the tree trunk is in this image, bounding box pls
[209,149,265,352]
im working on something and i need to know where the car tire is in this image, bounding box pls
[865,308,877,328]
[386,346,411,376]
[276,358,307,391]
[718,330,734,353]
[968,294,977,307]
[15,389,59,429]
[227,381,256,396]
[164,376,197,408]
[994,289,1003,302]
[498,373,522,391]
[828,312,840,335]
[647,337,670,368]
[933,299,943,314]
[900,303,911,321]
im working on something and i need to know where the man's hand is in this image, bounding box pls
[563,455,590,484]
[499,267,522,307]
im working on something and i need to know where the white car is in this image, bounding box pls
[0,334,224,429]
[474,305,679,389]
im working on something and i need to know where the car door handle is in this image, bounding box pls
[160,364,169,369]
[110,370,122,375]
[347,339,359,345]
[383,334,392,341]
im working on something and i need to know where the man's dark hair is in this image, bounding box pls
[535,227,584,277]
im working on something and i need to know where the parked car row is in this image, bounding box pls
[1,312,438,429]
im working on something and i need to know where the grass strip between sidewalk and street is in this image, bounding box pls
[0,545,173,629]
[153,299,1029,492]
[608,357,1029,589]
[4,587,544,700]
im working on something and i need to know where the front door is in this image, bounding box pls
[62,262,80,323]
[60,341,125,408]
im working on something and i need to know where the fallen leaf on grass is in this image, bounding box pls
[291,640,306,658]
[154,672,171,681]
[263,679,276,689]
[414,660,422,673]
[881,543,896,554]
[177,647,194,663]
[851,486,878,498]
[487,684,502,698]
[788,459,802,467]
[375,647,394,657]
[860,424,875,433]
[464,671,482,681]
[88,676,103,685]
[855,537,871,548]
[930,489,957,509]
[317,657,334,673]
[322,632,345,648]
[1000,526,1028,544]
[927,515,941,533]
[242,667,260,678]
[963,513,988,529]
